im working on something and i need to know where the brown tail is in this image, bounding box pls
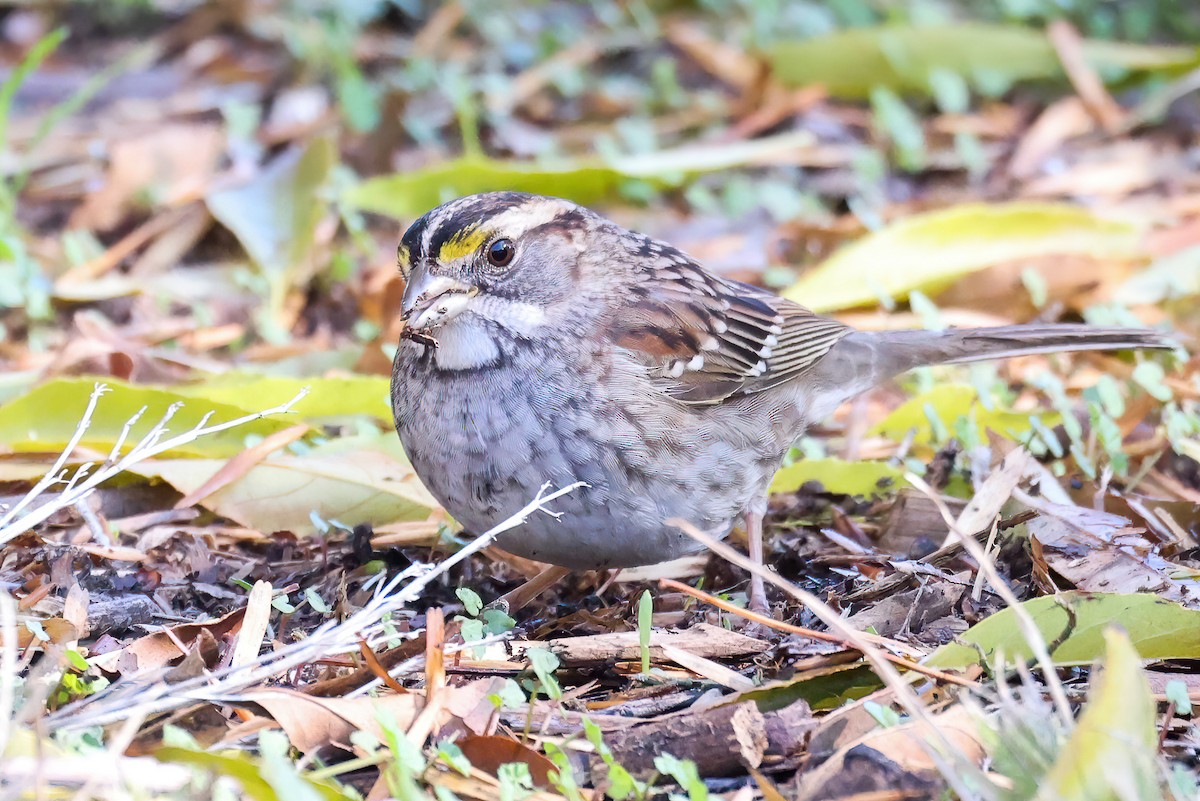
[804,324,1176,420]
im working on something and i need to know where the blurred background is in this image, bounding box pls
[1,0,1197,383]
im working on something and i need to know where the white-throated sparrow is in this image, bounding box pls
[390,192,1173,611]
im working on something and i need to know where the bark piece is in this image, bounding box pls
[592,700,766,778]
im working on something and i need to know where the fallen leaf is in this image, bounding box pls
[172,374,393,422]
[926,592,1200,669]
[207,137,335,319]
[785,203,1140,313]
[767,24,1196,98]
[770,457,904,495]
[457,735,556,786]
[1029,503,1200,604]
[136,434,437,534]
[0,378,302,459]
[870,383,1059,448]
[90,607,246,675]
[1035,628,1158,801]
[244,689,422,754]
[344,132,815,219]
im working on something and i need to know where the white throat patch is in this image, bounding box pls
[430,319,501,370]
[425,299,546,371]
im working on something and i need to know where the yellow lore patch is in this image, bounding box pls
[438,227,489,263]
[396,244,410,273]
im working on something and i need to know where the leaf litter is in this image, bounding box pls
[0,2,1199,800]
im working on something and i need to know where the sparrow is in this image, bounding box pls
[390,192,1173,612]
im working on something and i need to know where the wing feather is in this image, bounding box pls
[609,237,851,403]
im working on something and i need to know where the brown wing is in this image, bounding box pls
[609,244,852,404]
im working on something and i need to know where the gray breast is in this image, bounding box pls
[390,340,787,568]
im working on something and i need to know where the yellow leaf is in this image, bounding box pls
[785,203,1140,313]
[1035,628,1158,801]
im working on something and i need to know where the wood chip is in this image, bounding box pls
[512,622,770,664]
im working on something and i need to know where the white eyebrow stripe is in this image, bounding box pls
[484,198,572,240]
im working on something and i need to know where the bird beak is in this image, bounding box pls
[401,270,480,331]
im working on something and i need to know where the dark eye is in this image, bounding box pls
[486,238,515,269]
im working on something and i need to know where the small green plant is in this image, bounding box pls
[454,587,516,650]
[524,648,562,701]
[654,754,708,801]
[584,718,646,800]
[637,589,653,675]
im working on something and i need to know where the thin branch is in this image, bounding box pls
[0,388,310,547]
[0,383,109,528]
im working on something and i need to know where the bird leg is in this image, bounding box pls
[490,565,573,614]
[745,506,770,616]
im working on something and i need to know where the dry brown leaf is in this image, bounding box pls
[1028,503,1200,605]
[457,735,556,786]
[90,606,246,675]
[16,617,79,649]
[245,689,422,753]
[246,677,508,754]
[796,705,984,799]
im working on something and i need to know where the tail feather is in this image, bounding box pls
[804,324,1176,420]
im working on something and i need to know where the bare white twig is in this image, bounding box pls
[50,481,586,730]
[0,384,109,529]
[0,386,310,547]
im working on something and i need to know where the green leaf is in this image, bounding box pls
[927,592,1200,670]
[173,374,392,422]
[207,137,335,318]
[766,24,1198,98]
[870,383,1057,447]
[653,755,707,801]
[784,203,1140,313]
[480,607,516,636]
[343,132,814,219]
[1035,628,1158,801]
[1132,361,1173,402]
[770,457,904,496]
[736,664,882,712]
[456,587,483,617]
[0,378,299,458]
[526,648,562,701]
[156,744,352,801]
[1165,680,1193,716]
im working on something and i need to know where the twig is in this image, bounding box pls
[0,384,109,529]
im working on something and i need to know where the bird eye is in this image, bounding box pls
[486,238,516,269]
